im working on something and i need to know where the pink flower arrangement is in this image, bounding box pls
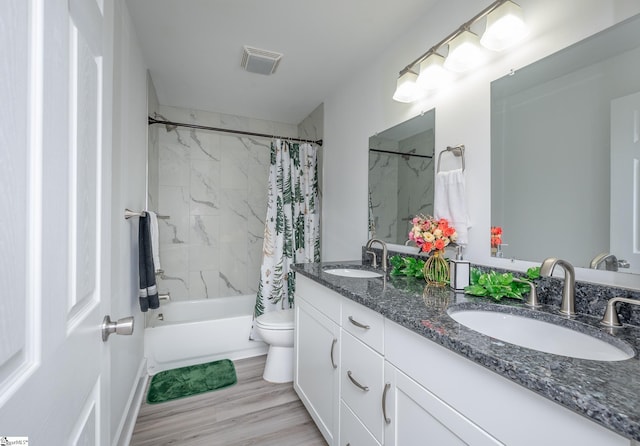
[408,214,458,254]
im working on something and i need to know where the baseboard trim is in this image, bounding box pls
[113,358,149,446]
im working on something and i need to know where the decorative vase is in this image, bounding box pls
[423,250,449,286]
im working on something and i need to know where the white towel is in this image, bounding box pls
[147,211,162,273]
[433,168,471,246]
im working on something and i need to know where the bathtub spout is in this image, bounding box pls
[159,292,171,303]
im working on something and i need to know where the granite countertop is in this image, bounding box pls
[293,261,640,442]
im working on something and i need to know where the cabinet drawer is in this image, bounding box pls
[342,298,384,353]
[341,331,384,442]
[296,275,341,322]
[340,401,380,446]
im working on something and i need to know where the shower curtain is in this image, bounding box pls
[252,139,320,329]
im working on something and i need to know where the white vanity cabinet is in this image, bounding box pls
[294,276,341,445]
[295,277,632,446]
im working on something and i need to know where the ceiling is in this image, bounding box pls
[126,0,439,124]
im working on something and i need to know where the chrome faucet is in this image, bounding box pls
[600,296,640,327]
[589,253,619,271]
[512,278,540,308]
[365,238,388,273]
[539,257,576,316]
[158,292,171,303]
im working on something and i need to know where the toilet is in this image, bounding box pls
[254,309,295,383]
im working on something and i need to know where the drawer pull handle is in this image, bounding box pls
[348,316,370,330]
[330,338,338,369]
[382,382,391,424]
[347,370,369,392]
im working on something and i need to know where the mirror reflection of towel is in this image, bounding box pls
[434,168,471,246]
[138,215,160,312]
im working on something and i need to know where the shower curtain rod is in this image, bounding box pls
[148,117,323,146]
[369,148,433,159]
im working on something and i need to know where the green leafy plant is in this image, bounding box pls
[389,255,425,278]
[464,266,541,301]
[525,266,541,280]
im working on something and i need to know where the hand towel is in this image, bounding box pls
[433,168,471,246]
[138,214,160,312]
[147,210,162,273]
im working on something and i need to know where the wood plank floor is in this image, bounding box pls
[130,355,327,446]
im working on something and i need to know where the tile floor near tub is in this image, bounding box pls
[130,355,327,446]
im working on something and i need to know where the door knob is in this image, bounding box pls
[101,315,134,342]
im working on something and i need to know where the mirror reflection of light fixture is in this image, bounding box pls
[417,53,452,90]
[392,0,527,102]
[443,30,485,72]
[480,0,528,51]
[392,70,422,103]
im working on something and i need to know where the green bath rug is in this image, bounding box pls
[146,359,237,404]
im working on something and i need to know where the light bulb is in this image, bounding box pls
[417,54,452,90]
[481,0,528,51]
[392,71,422,103]
[444,30,485,73]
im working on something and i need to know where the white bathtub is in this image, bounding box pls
[144,295,268,374]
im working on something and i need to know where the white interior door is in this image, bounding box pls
[0,0,113,443]
[611,92,640,274]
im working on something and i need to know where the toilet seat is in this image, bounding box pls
[256,309,295,330]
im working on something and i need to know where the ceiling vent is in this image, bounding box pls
[241,46,283,75]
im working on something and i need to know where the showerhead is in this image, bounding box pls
[165,123,177,132]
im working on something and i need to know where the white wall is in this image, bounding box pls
[321,0,640,286]
[111,0,149,442]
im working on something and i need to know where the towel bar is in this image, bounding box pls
[437,145,465,172]
[124,208,170,220]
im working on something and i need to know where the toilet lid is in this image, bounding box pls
[256,309,295,329]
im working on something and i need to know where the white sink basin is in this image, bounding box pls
[324,268,383,278]
[448,309,634,361]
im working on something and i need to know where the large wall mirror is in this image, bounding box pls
[368,109,435,246]
[491,13,640,275]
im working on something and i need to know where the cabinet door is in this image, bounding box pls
[295,296,340,445]
[384,362,503,446]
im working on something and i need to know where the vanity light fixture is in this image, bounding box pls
[392,0,528,102]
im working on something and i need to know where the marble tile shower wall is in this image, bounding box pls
[368,130,434,242]
[156,105,298,301]
[147,73,160,210]
[369,151,400,239]
[147,124,159,210]
[397,130,434,243]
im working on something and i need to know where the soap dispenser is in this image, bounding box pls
[449,246,470,291]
